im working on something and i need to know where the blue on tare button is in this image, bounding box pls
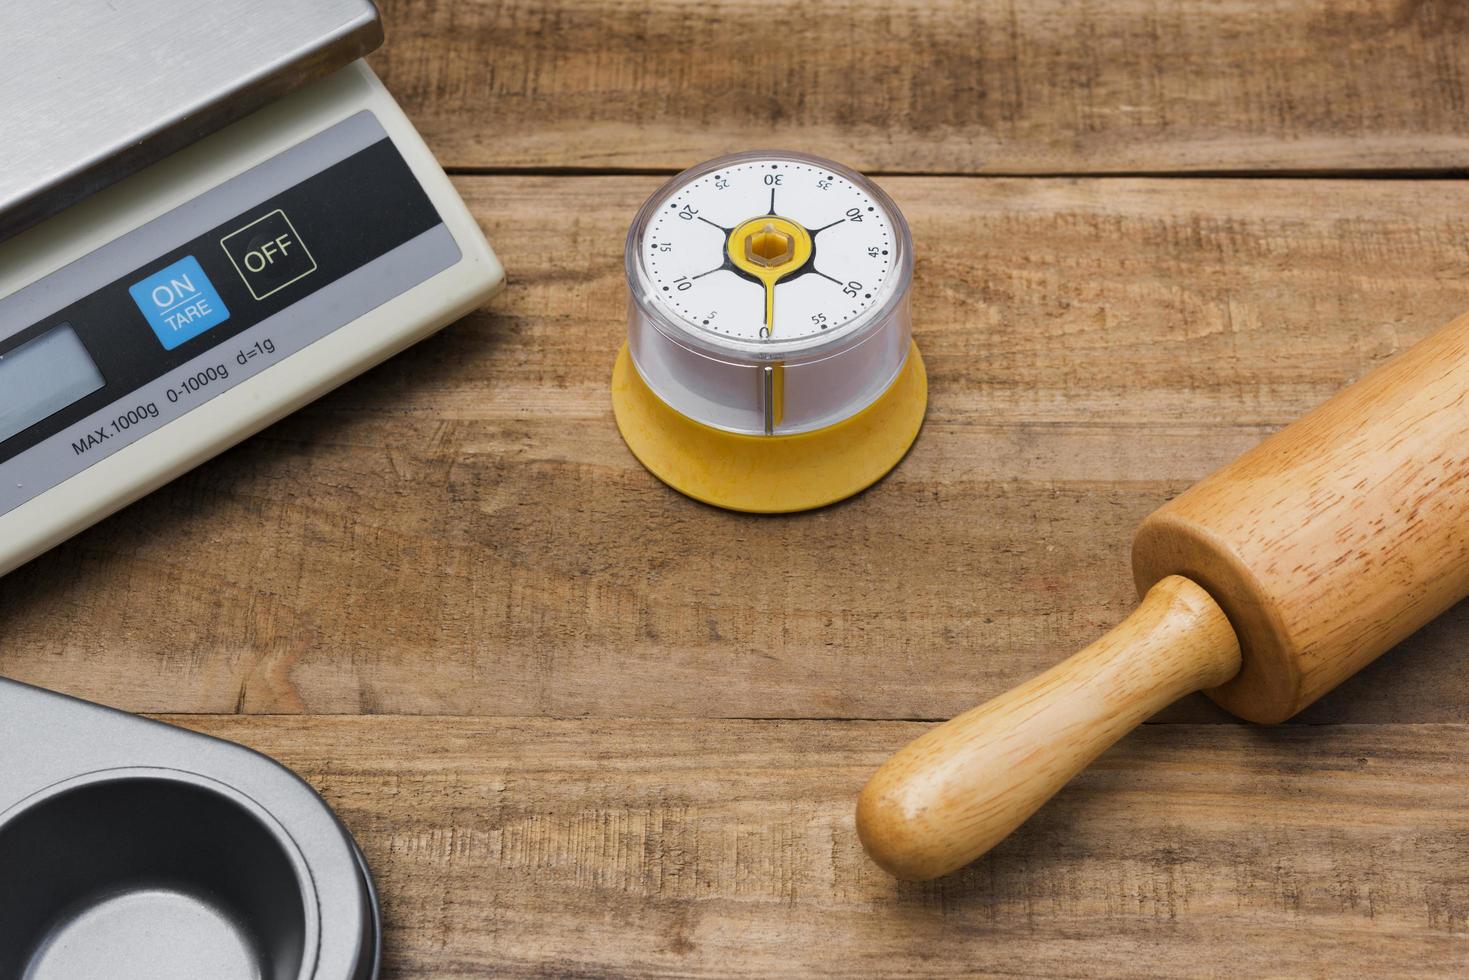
[128,256,231,350]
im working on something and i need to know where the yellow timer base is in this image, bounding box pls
[612,342,927,513]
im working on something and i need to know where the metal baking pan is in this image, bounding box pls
[0,678,379,979]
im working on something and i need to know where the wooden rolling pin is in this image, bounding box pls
[857,311,1469,880]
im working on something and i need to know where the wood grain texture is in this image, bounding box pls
[859,576,1241,880]
[368,0,1469,174]
[865,306,1469,879]
[4,177,1469,723]
[163,715,1469,978]
[1137,308,1469,721]
[8,4,1469,969]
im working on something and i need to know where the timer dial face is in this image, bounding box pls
[638,157,901,350]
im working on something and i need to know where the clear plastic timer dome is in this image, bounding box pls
[625,150,914,436]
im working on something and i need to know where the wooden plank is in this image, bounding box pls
[369,0,1469,174]
[5,177,1469,723]
[169,715,1469,978]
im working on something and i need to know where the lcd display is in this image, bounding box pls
[0,324,104,444]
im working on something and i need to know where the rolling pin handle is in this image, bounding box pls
[855,575,1242,881]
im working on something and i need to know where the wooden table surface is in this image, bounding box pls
[7,1,1469,975]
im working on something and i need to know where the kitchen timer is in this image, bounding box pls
[613,151,926,512]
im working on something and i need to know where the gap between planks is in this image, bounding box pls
[443,165,1469,181]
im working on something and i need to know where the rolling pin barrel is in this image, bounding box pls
[859,311,1469,880]
[1135,312,1469,722]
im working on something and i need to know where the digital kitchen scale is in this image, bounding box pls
[0,0,505,577]
[614,150,924,512]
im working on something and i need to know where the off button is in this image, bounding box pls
[220,209,317,300]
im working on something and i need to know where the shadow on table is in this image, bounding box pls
[0,306,512,709]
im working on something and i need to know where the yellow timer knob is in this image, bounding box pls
[728,215,813,334]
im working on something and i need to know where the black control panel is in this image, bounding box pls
[0,137,442,465]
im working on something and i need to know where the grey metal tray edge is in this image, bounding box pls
[0,678,379,979]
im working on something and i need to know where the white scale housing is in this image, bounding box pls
[0,63,504,577]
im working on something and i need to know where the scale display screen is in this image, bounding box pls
[0,324,104,444]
